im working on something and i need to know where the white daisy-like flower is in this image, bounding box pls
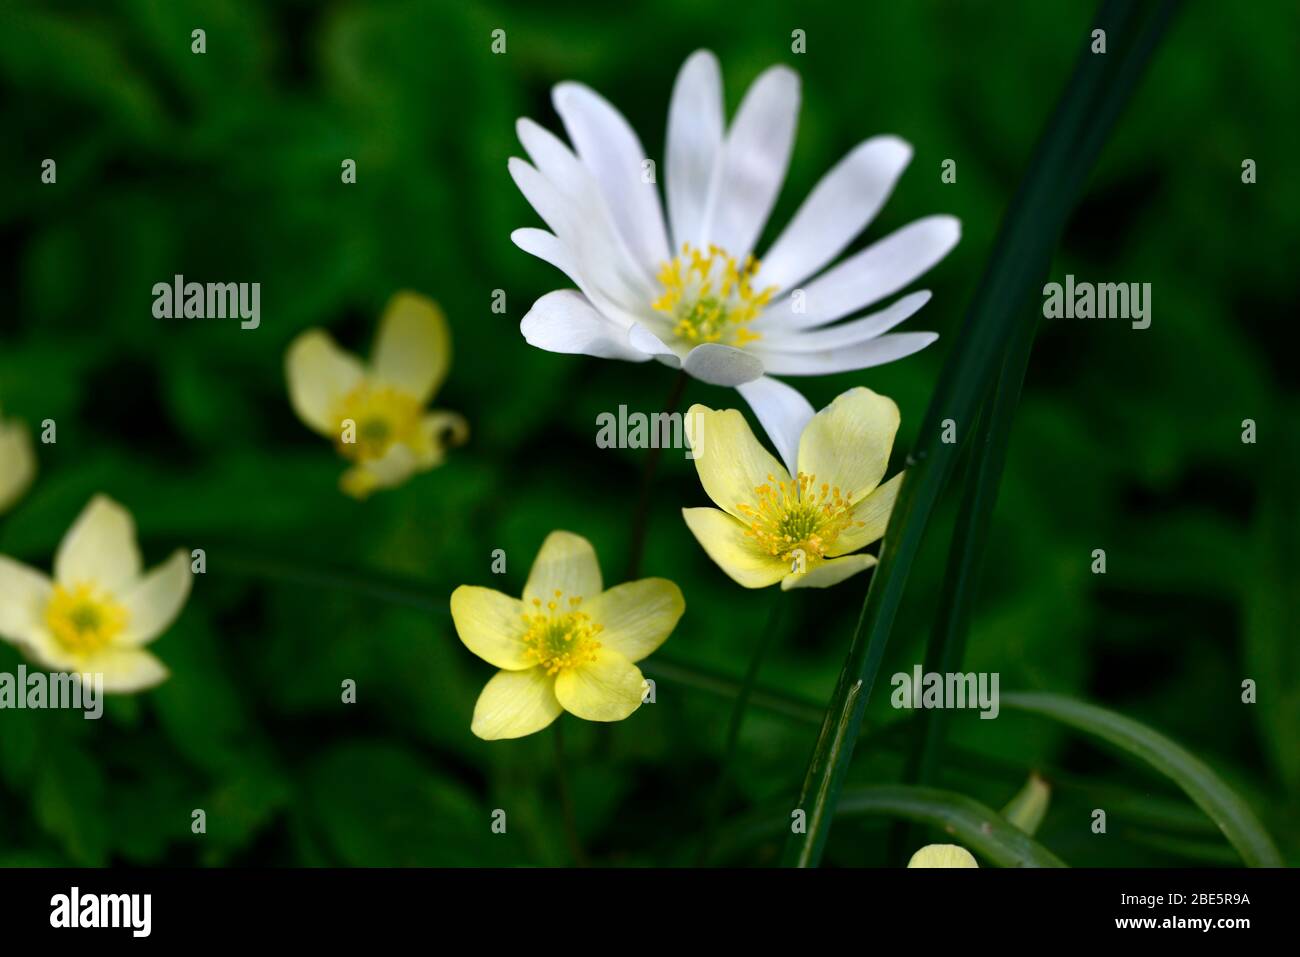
[510,49,960,469]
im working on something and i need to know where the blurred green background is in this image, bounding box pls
[0,0,1295,866]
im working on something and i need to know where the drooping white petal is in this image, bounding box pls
[750,331,938,376]
[666,49,725,250]
[700,65,800,261]
[628,322,683,365]
[761,215,960,331]
[510,228,643,330]
[552,82,671,270]
[781,553,877,590]
[735,376,814,476]
[756,135,912,292]
[756,291,932,351]
[520,290,651,362]
[681,343,764,386]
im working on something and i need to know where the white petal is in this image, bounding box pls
[118,550,192,646]
[782,553,877,590]
[510,228,642,331]
[628,323,683,365]
[520,290,651,362]
[0,557,53,647]
[84,646,170,693]
[764,215,960,330]
[285,330,365,435]
[55,495,141,593]
[700,65,800,260]
[735,376,814,476]
[757,135,912,292]
[751,332,937,376]
[524,531,603,604]
[509,156,656,317]
[552,83,670,269]
[757,291,932,351]
[681,343,765,386]
[666,50,724,250]
[471,668,562,740]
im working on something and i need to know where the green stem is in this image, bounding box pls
[553,719,588,866]
[893,313,1037,860]
[695,591,787,864]
[624,369,689,580]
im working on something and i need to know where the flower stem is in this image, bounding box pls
[624,369,689,580]
[695,590,788,865]
[553,719,588,866]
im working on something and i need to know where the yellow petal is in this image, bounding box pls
[827,473,903,557]
[682,507,787,589]
[415,410,470,468]
[781,553,876,591]
[450,585,532,670]
[0,556,53,647]
[796,387,899,503]
[907,844,979,868]
[370,292,450,406]
[524,531,602,603]
[54,495,141,594]
[82,647,169,693]
[686,404,790,519]
[471,667,562,740]
[118,550,192,646]
[554,647,645,722]
[339,445,419,499]
[0,417,36,515]
[585,578,684,663]
[285,329,365,435]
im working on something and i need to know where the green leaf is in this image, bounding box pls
[783,0,1181,867]
[1002,692,1282,867]
[303,741,507,867]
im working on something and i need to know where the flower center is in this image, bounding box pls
[520,591,603,676]
[735,473,865,568]
[652,243,776,347]
[333,384,424,462]
[45,583,128,655]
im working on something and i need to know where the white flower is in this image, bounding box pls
[510,49,959,456]
[0,496,192,692]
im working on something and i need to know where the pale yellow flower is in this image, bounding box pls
[682,386,902,590]
[451,531,685,740]
[907,844,979,868]
[286,291,468,499]
[0,495,192,692]
[0,410,36,515]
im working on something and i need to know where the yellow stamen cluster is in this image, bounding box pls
[520,590,604,676]
[652,243,776,347]
[45,583,129,655]
[736,473,865,566]
[333,383,423,462]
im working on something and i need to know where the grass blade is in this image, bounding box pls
[713,785,1065,867]
[1002,692,1283,867]
[783,0,1180,867]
